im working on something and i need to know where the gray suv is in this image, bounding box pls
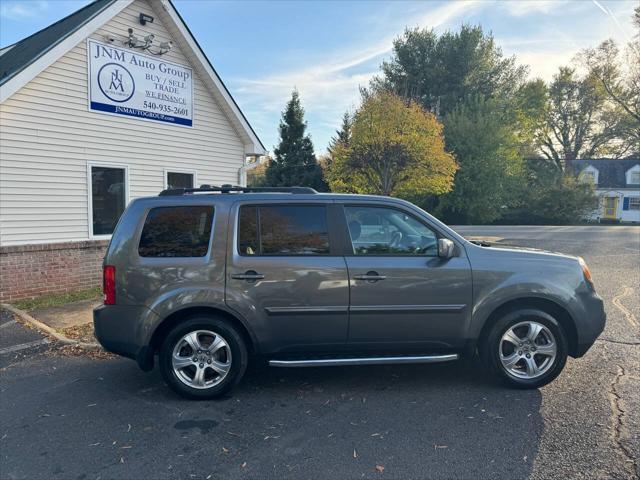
[94,185,606,399]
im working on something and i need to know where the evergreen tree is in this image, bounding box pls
[328,111,352,155]
[265,90,327,190]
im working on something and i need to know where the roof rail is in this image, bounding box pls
[159,184,318,196]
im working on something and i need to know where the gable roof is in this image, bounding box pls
[0,0,115,86]
[0,0,265,155]
[567,157,640,188]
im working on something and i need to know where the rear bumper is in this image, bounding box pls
[572,292,606,357]
[93,304,157,371]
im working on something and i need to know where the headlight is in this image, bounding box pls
[578,257,594,289]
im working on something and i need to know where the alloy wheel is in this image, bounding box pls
[171,330,232,389]
[499,321,557,380]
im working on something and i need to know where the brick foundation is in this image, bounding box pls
[0,240,109,302]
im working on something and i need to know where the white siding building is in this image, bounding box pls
[0,0,265,301]
[569,158,640,224]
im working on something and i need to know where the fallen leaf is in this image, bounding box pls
[227,431,241,437]
[127,424,131,432]
[222,447,229,453]
[434,445,448,449]
[241,462,247,468]
[375,465,385,473]
[353,449,357,459]
[371,433,381,437]
[120,457,124,464]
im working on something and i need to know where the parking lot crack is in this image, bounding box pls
[609,364,638,478]
[597,338,640,346]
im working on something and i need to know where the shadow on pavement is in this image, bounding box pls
[1,354,543,479]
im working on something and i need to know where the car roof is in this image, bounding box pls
[134,192,416,206]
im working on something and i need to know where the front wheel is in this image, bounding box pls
[159,316,248,399]
[480,309,568,389]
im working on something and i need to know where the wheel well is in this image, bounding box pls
[477,297,578,356]
[149,307,257,355]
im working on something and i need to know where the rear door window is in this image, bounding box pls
[238,205,330,255]
[139,206,214,257]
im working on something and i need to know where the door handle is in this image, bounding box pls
[354,271,386,282]
[231,270,265,281]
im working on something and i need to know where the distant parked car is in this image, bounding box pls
[94,185,606,399]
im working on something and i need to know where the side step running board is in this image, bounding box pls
[269,354,459,368]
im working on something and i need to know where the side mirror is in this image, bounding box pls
[438,238,455,259]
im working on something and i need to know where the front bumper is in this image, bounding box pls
[573,291,606,357]
[93,304,158,371]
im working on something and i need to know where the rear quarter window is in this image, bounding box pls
[138,206,214,257]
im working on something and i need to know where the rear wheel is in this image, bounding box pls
[480,309,568,389]
[159,316,248,399]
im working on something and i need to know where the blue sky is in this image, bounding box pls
[1,0,637,154]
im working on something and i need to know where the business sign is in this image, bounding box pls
[87,39,193,127]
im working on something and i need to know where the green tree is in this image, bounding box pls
[372,24,527,117]
[578,8,640,155]
[436,96,523,224]
[503,158,598,225]
[326,91,457,197]
[328,111,352,154]
[535,67,630,168]
[265,90,327,190]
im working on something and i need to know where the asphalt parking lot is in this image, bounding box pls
[1,225,638,480]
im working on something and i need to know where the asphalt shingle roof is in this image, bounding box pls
[0,0,115,86]
[567,157,640,188]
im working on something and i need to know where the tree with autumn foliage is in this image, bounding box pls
[325,91,457,197]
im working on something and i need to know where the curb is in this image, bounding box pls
[1,303,102,350]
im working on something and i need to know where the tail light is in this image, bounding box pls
[103,265,116,305]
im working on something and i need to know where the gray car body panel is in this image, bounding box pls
[94,192,605,369]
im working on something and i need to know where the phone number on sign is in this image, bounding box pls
[143,101,189,117]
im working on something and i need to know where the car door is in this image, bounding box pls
[341,204,472,349]
[225,201,349,353]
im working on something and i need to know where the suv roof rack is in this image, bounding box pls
[159,184,318,196]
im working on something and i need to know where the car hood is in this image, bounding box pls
[467,241,579,262]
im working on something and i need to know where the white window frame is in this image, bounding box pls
[579,166,599,185]
[629,197,640,211]
[164,168,197,190]
[86,161,130,240]
[627,165,640,185]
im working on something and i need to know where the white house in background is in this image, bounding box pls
[0,0,265,301]
[568,157,640,223]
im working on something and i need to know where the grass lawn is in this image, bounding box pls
[12,287,101,312]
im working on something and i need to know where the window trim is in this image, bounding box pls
[628,197,640,211]
[86,161,130,240]
[341,204,441,257]
[236,203,334,257]
[163,168,197,190]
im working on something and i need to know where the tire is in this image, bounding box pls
[159,316,248,399]
[480,308,568,389]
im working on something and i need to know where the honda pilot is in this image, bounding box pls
[94,185,606,399]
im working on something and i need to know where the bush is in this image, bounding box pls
[501,159,598,224]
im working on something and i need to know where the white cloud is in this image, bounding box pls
[232,0,482,152]
[502,0,568,17]
[0,1,49,20]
